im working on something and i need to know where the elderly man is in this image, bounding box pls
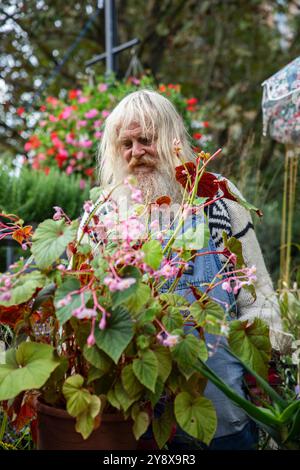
[82,89,286,450]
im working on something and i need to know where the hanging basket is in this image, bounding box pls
[262,56,300,145]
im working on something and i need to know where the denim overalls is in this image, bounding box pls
[159,210,250,440]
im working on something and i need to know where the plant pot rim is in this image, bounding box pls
[37,400,126,422]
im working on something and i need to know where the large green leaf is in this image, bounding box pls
[172,335,208,379]
[146,377,165,407]
[114,380,137,412]
[159,293,189,307]
[125,283,151,314]
[121,364,144,398]
[75,394,101,440]
[142,240,163,270]
[111,266,141,308]
[0,342,59,400]
[83,344,112,372]
[62,374,91,417]
[31,219,78,270]
[0,271,45,307]
[132,410,150,440]
[153,345,172,382]
[228,318,271,378]
[153,402,174,449]
[174,392,217,445]
[95,306,134,364]
[190,300,225,334]
[162,308,184,332]
[132,350,158,393]
[54,278,91,326]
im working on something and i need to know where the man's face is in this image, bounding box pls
[118,123,158,175]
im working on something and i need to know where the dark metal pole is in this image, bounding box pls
[105,0,114,75]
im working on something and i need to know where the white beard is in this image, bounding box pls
[111,167,183,207]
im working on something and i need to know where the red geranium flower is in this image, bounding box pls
[17,107,25,116]
[187,98,198,106]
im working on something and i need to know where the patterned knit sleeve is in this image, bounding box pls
[223,179,292,353]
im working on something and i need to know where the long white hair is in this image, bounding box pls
[97,89,195,186]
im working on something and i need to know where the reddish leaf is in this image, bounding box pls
[197,172,219,198]
[175,162,196,191]
[30,419,38,443]
[0,304,28,327]
[155,196,171,206]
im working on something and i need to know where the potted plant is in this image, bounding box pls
[0,149,268,450]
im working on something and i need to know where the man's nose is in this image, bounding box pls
[132,141,145,158]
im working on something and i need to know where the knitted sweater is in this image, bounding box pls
[206,178,291,352]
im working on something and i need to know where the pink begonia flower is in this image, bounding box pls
[87,332,96,347]
[79,179,86,189]
[66,165,73,175]
[131,188,143,203]
[94,131,103,139]
[157,263,179,279]
[93,120,102,128]
[79,139,93,148]
[99,315,106,330]
[85,109,99,119]
[83,200,93,213]
[156,232,164,242]
[56,294,72,308]
[102,110,110,118]
[163,334,180,347]
[77,120,87,128]
[0,292,11,302]
[57,264,66,271]
[49,114,58,122]
[233,282,241,295]
[229,253,237,265]
[53,206,64,221]
[119,217,145,241]
[104,276,136,292]
[101,213,115,230]
[222,281,233,293]
[78,96,89,104]
[72,307,97,320]
[150,220,159,230]
[98,83,108,92]
[182,204,193,220]
[4,278,11,288]
[246,266,257,280]
[39,120,47,127]
[37,153,46,161]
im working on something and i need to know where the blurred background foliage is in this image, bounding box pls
[1,0,300,283]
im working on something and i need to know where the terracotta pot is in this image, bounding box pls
[36,401,137,450]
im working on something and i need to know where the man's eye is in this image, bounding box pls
[123,141,132,148]
[139,137,150,145]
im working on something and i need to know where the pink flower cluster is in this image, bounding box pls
[221,266,257,294]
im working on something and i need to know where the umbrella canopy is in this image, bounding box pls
[262,56,300,144]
